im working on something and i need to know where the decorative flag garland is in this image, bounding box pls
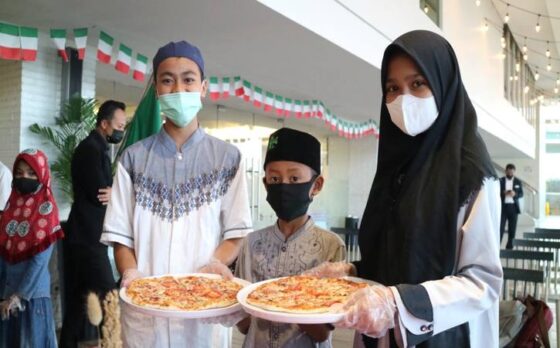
[0,21,378,139]
[207,76,379,139]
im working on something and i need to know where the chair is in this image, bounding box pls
[500,250,553,302]
[331,227,360,262]
[512,239,560,292]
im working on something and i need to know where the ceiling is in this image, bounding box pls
[1,0,382,125]
[491,0,560,95]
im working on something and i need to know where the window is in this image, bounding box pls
[420,0,440,26]
[503,24,537,127]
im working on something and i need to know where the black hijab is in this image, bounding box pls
[357,30,496,344]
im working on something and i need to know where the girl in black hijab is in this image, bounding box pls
[307,30,502,347]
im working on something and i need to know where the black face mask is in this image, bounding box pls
[266,180,315,222]
[107,129,124,144]
[13,178,41,195]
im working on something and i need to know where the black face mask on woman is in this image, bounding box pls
[265,179,315,222]
[13,177,41,195]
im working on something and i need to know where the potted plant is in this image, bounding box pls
[29,94,97,201]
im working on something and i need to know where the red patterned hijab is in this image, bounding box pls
[0,149,63,263]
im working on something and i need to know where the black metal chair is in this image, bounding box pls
[500,249,553,302]
[513,239,560,293]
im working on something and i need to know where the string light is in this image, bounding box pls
[501,36,506,48]
[424,4,429,13]
[514,74,519,81]
[483,21,489,32]
[535,68,540,80]
[556,74,559,85]
[516,62,520,72]
[522,38,527,53]
[524,86,530,94]
[476,0,481,6]
[555,87,559,94]
[535,14,541,33]
[523,53,528,61]
[546,41,551,58]
[504,4,510,23]
[547,60,552,71]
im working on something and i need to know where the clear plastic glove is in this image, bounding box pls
[304,261,355,278]
[198,258,233,280]
[121,268,144,288]
[335,285,396,338]
[201,309,248,327]
[0,295,24,320]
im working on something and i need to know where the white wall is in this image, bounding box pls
[0,60,22,167]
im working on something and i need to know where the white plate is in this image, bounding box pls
[236,276,370,324]
[119,273,251,319]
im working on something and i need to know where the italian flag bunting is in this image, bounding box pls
[73,28,88,60]
[264,92,274,112]
[50,29,68,62]
[209,77,220,100]
[283,98,293,117]
[0,23,21,60]
[221,77,231,98]
[97,31,113,64]
[115,43,132,74]
[330,116,338,131]
[242,80,252,102]
[253,87,263,107]
[303,101,311,118]
[317,102,325,119]
[133,53,148,81]
[294,100,303,118]
[274,95,284,116]
[20,27,38,61]
[234,76,244,96]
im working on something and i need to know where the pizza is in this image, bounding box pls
[126,275,243,311]
[246,275,368,313]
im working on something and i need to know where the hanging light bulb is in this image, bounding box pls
[501,36,506,48]
[476,0,481,6]
[524,86,530,94]
[556,87,559,94]
[483,21,489,32]
[424,4,429,13]
[546,42,551,58]
[556,74,559,85]
[548,61,552,71]
[536,15,541,33]
[523,38,528,53]
[514,74,519,81]
[535,69,540,80]
[523,53,528,61]
[504,4,510,23]
[516,62,520,72]
[539,95,545,101]
[509,76,514,81]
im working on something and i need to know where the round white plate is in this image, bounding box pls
[119,273,251,319]
[236,276,370,324]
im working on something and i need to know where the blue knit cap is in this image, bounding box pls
[152,41,204,78]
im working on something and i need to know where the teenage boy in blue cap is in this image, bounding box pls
[235,128,346,347]
[101,41,253,347]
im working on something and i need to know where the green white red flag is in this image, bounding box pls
[73,28,88,60]
[283,98,293,117]
[0,23,21,60]
[50,29,68,62]
[209,77,220,100]
[115,43,132,74]
[264,92,274,112]
[294,100,303,118]
[274,95,284,116]
[20,26,38,61]
[234,76,244,96]
[242,80,252,102]
[133,53,148,81]
[97,31,113,64]
[253,87,263,107]
[221,77,231,98]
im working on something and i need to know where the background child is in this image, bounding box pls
[235,128,346,348]
[0,149,63,348]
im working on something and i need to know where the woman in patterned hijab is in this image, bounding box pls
[0,148,63,348]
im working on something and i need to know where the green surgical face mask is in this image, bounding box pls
[158,91,202,128]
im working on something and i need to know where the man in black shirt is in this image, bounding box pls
[60,100,126,347]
